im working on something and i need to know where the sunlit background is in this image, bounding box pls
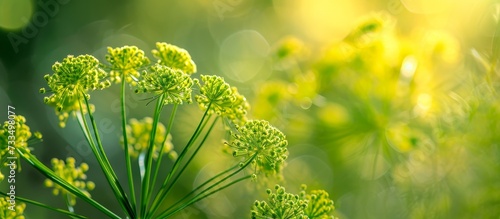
[1,0,500,218]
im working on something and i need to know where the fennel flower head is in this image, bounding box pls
[0,115,42,179]
[44,157,95,206]
[0,197,26,219]
[300,185,336,219]
[252,184,336,219]
[123,117,177,160]
[252,185,308,219]
[226,120,288,176]
[152,42,197,75]
[0,115,42,155]
[40,55,110,127]
[194,75,249,125]
[135,64,194,105]
[105,46,150,85]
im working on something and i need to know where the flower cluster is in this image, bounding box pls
[194,75,249,125]
[40,55,110,127]
[0,197,25,219]
[251,185,308,219]
[0,115,42,154]
[123,117,177,160]
[105,46,150,85]
[226,120,288,176]
[0,115,42,179]
[300,185,335,219]
[44,157,95,206]
[152,42,197,74]
[135,64,194,105]
[252,184,336,219]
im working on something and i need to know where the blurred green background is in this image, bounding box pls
[1,0,500,218]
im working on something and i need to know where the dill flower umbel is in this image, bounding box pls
[252,184,336,219]
[44,157,95,206]
[135,64,194,105]
[0,115,42,176]
[194,75,249,125]
[0,197,26,219]
[0,115,42,154]
[40,55,110,127]
[152,42,197,75]
[300,185,335,219]
[226,120,288,176]
[251,185,308,219]
[123,117,177,160]
[105,46,150,85]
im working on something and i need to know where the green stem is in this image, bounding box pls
[0,192,86,219]
[161,162,240,215]
[79,99,135,218]
[148,116,217,217]
[148,104,178,204]
[15,149,120,219]
[140,93,165,218]
[148,105,212,216]
[157,154,256,218]
[158,175,252,218]
[165,116,218,193]
[121,79,136,212]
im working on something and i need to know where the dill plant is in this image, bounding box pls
[0,42,336,219]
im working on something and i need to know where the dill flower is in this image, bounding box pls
[135,64,194,105]
[123,117,177,160]
[0,197,26,219]
[44,157,95,206]
[0,116,42,173]
[0,115,41,180]
[251,184,308,219]
[105,46,150,85]
[252,185,336,219]
[152,42,197,74]
[194,75,249,125]
[40,55,110,127]
[226,120,288,176]
[300,185,335,219]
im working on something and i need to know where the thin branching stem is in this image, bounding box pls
[15,149,120,219]
[147,104,212,217]
[161,161,240,215]
[158,175,252,218]
[158,153,256,218]
[79,98,135,218]
[0,192,86,219]
[148,116,218,217]
[140,93,165,218]
[121,79,137,212]
[147,104,179,205]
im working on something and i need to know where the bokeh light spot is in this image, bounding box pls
[273,0,366,42]
[219,30,270,82]
[0,0,33,30]
[417,93,432,111]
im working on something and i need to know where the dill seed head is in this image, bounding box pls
[105,45,150,85]
[227,120,288,176]
[194,75,249,125]
[152,42,197,75]
[41,55,109,127]
[135,64,194,105]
